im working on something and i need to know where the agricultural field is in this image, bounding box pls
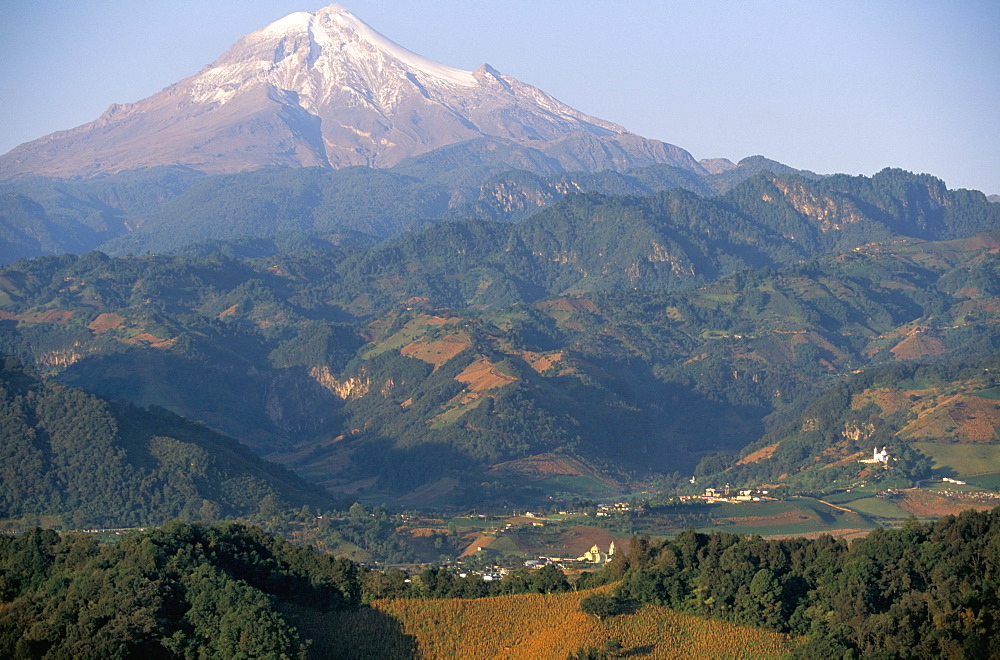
[693,497,876,538]
[531,474,623,499]
[321,587,801,659]
[363,314,468,362]
[973,387,1000,401]
[453,520,628,563]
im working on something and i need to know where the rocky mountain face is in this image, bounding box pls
[0,5,704,178]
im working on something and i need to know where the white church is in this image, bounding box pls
[578,541,616,563]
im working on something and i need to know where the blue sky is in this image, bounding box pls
[1,1,997,194]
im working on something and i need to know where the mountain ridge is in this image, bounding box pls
[1,170,996,503]
[0,154,825,263]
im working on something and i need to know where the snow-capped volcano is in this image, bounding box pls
[0,5,703,177]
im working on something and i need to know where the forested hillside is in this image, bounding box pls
[0,169,997,505]
[0,522,361,658]
[608,508,1000,658]
[697,355,1000,492]
[0,357,333,527]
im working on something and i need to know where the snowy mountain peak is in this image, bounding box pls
[0,5,705,177]
[192,5,478,109]
[321,6,478,87]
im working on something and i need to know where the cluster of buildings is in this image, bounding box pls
[522,502,641,519]
[523,541,617,567]
[460,541,618,582]
[677,484,770,504]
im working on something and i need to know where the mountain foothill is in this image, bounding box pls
[1,166,997,509]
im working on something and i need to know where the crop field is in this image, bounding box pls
[821,489,880,505]
[901,392,1000,442]
[396,477,461,508]
[890,332,947,360]
[966,473,1000,489]
[363,314,465,359]
[400,334,471,367]
[429,396,487,427]
[322,587,800,659]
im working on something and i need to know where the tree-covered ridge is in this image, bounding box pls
[607,508,1000,659]
[0,236,996,499]
[2,154,991,265]
[325,169,1000,310]
[0,356,333,527]
[0,522,362,658]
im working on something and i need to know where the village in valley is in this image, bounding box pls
[376,436,1000,583]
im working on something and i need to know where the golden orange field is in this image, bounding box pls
[321,587,801,659]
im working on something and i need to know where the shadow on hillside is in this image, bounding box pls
[284,604,418,659]
[614,598,643,616]
[622,645,655,657]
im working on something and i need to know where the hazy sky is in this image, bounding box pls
[1,1,997,194]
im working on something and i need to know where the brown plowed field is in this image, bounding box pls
[400,336,470,367]
[87,312,125,333]
[456,359,517,391]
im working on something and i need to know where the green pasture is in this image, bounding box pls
[963,473,1000,489]
[821,489,879,505]
[362,317,442,358]
[971,387,1000,401]
[535,475,622,499]
[892,378,939,391]
[913,441,1000,477]
[843,497,911,519]
[486,535,525,556]
[444,516,503,532]
[701,292,739,304]
[430,397,486,428]
[711,500,793,518]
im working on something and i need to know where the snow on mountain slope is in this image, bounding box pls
[0,4,704,177]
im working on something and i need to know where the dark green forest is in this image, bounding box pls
[607,509,1000,659]
[0,522,359,658]
[0,356,332,527]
